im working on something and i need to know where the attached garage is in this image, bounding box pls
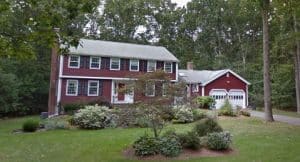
[179,65,250,109]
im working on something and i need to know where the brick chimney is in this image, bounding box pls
[187,62,194,70]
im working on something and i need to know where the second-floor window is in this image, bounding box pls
[90,57,101,69]
[147,61,156,72]
[164,62,172,73]
[68,55,80,68]
[88,80,99,96]
[130,59,139,71]
[110,58,120,70]
[66,80,78,96]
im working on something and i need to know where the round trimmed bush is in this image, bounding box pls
[178,131,201,150]
[159,133,182,157]
[193,118,223,137]
[133,135,160,156]
[207,131,232,150]
[23,119,39,132]
[173,105,194,123]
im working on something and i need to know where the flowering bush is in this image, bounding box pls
[207,131,232,150]
[72,105,118,129]
[172,105,194,123]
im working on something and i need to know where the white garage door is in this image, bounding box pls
[228,90,246,108]
[209,89,227,109]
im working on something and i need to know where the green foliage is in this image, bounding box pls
[178,131,201,150]
[193,118,223,137]
[194,96,215,109]
[114,107,140,127]
[42,116,71,130]
[192,109,207,121]
[219,99,236,116]
[240,109,251,117]
[133,135,160,156]
[207,131,232,150]
[22,119,39,132]
[159,133,182,157]
[72,105,118,129]
[172,105,194,123]
[63,103,85,114]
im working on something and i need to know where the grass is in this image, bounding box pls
[256,108,300,118]
[0,116,300,162]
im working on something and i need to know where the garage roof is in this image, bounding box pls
[179,69,250,85]
[68,39,179,62]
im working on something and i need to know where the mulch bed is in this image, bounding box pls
[123,147,237,161]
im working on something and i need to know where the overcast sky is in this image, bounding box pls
[172,0,190,7]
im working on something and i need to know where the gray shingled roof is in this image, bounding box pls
[68,39,179,62]
[179,69,250,85]
[179,69,227,84]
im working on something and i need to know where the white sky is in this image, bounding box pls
[172,0,190,7]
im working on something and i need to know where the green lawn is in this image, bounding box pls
[0,116,300,162]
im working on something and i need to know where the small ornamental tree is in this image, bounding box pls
[124,70,186,138]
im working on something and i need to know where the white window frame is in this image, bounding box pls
[162,83,167,96]
[145,82,155,97]
[147,60,156,72]
[68,55,80,68]
[164,62,173,73]
[88,80,99,96]
[110,58,120,70]
[192,84,199,92]
[66,80,78,96]
[89,56,101,69]
[130,59,139,71]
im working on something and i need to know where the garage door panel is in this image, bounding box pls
[210,89,246,109]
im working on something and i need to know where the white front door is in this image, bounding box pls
[228,90,245,108]
[209,89,227,109]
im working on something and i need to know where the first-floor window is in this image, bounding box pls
[164,62,172,73]
[192,84,199,92]
[162,83,168,96]
[66,80,78,96]
[110,58,120,70]
[145,82,155,97]
[88,80,99,96]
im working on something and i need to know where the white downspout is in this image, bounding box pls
[56,55,63,115]
[202,86,205,96]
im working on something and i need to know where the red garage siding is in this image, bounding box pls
[204,73,247,96]
[60,79,112,105]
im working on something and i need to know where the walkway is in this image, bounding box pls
[251,111,300,126]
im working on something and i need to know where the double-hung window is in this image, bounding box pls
[110,58,120,70]
[88,80,99,96]
[130,59,139,71]
[145,82,155,97]
[68,55,80,68]
[90,57,101,69]
[162,83,168,96]
[66,80,78,96]
[192,84,199,92]
[147,61,156,72]
[164,62,172,73]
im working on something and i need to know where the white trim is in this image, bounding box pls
[147,60,156,72]
[202,69,251,86]
[145,82,155,97]
[191,83,199,92]
[66,80,78,96]
[129,59,139,71]
[164,62,172,73]
[110,58,121,70]
[201,86,205,96]
[87,80,99,96]
[246,85,249,107]
[89,56,101,69]
[68,55,80,68]
[111,80,114,103]
[61,75,178,82]
[175,63,178,82]
[162,83,167,97]
[56,55,64,114]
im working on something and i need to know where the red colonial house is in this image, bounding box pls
[49,39,179,115]
[179,62,250,109]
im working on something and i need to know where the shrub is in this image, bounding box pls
[72,105,118,129]
[207,131,232,150]
[42,116,71,130]
[133,135,160,156]
[239,109,251,117]
[193,118,223,137]
[87,98,112,109]
[160,106,174,121]
[115,107,140,127]
[23,119,39,132]
[218,99,235,116]
[159,133,182,157]
[172,105,194,123]
[192,109,206,121]
[63,103,84,114]
[178,131,201,150]
[134,117,150,128]
[194,96,215,109]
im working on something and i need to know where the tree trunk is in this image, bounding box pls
[293,13,300,114]
[262,0,274,121]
